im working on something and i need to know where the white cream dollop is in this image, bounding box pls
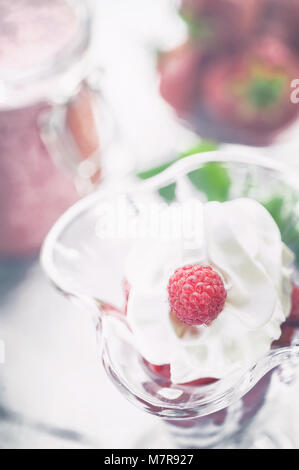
[125,198,294,383]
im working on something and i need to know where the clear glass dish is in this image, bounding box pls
[41,151,299,448]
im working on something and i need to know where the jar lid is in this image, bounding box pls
[0,0,92,109]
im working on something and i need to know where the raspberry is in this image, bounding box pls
[168,265,226,326]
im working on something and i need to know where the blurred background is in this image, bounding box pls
[1,0,299,448]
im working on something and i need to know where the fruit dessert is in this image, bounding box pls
[122,197,296,430]
[124,198,294,384]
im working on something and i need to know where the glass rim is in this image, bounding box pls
[101,341,298,419]
[41,150,299,301]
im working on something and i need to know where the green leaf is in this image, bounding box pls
[158,183,177,203]
[137,140,219,181]
[262,197,285,232]
[262,195,299,265]
[136,140,221,203]
[248,76,286,109]
[137,161,175,180]
[179,140,219,159]
[188,162,231,202]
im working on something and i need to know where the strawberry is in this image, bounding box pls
[198,36,299,145]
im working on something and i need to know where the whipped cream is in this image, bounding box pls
[125,198,294,383]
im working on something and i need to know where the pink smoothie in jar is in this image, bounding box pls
[0,0,79,72]
[0,0,95,258]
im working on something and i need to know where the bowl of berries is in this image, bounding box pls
[41,151,299,448]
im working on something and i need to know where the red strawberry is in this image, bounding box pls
[198,36,299,145]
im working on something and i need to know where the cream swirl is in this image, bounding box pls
[125,198,294,383]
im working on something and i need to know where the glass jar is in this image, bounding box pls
[0,0,102,258]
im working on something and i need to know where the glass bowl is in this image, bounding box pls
[41,151,299,448]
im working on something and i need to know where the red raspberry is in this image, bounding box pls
[168,265,226,326]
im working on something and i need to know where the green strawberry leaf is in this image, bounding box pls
[158,183,177,203]
[248,76,286,109]
[262,195,299,265]
[136,140,219,180]
[179,140,220,159]
[188,162,231,202]
[137,140,224,203]
[262,196,285,232]
[137,161,175,180]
